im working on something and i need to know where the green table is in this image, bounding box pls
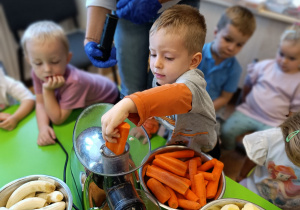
[0,105,280,210]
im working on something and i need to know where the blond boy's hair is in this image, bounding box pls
[280,112,300,167]
[217,5,256,36]
[280,24,300,44]
[150,4,207,55]
[21,20,69,54]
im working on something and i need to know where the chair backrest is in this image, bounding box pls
[0,0,79,42]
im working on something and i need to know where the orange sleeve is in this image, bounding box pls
[126,83,192,126]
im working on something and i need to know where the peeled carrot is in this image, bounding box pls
[189,159,198,193]
[153,155,188,176]
[178,176,192,187]
[178,199,201,210]
[197,158,217,171]
[105,122,130,155]
[147,178,171,204]
[194,173,206,207]
[157,150,195,159]
[146,165,189,195]
[165,185,178,208]
[196,171,216,181]
[185,157,202,167]
[184,189,199,202]
[206,160,224,199]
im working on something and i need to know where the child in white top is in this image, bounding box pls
[221,24,300,150]
[0,66,35,130]
[237,112,300,210]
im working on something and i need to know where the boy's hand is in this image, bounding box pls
[43,75,65,90]
[129,117,159,144]
[101,98,136,143]
[0,114,18,130]
[37,125,56,146]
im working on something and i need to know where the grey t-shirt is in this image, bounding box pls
[153,69,217,153]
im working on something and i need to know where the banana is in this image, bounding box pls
[33,201,66,210]
[23,192,35,199]
[0,208,9,210]
[221,204,240,210]
[38,177,56,185]
[36,191,64,203]
[6,180,55,208]
[9,197,46,210]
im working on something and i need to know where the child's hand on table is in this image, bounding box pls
[37,125,56,146]
[101,98,137,143]
[0,113,18,130]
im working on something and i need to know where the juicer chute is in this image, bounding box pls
[72,103,160,209]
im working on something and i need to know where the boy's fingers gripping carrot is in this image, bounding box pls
[105,122,130,155]
[197,158,217,171]
[206,160,224,199]
[146,165,189,195]
[156,150,195,159]
[178,199,201,210]
[194,173,206,207]
[165,185,178,209]
[153,155,188,176]
[147,178,171,204]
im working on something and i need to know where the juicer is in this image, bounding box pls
[71,103,160,209]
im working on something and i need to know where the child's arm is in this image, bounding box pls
[42,76,72,125]
[35,94,56,146]
[236,156,256,182]
[101,83,192,142]
[101,98,137,143]
[0,99,34,130]
[213,91,234,111]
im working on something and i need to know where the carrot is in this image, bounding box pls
[157,150,195,159]
[206,160,224,199]
[196,171,216,181]
[178,176,192,187]
[146,165,189,195]
[165,185,178,208]
[184,189,199,202]
[189,159,198,193]
[147,178,171,204]
[175,191,185,199]
[153,155,188,176]
[105,122,130,155]
[185,157,202,167]
[197,158,217,171]
[178,199,201,210]
[194,173,206,207]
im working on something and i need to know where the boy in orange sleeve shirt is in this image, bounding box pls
[101,5,219,157]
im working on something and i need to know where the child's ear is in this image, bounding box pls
[189,52,202,69]
[67,52,73,63]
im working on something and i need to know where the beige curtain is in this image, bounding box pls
[0,5,19,79]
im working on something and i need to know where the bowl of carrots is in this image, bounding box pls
[139,145,226,210]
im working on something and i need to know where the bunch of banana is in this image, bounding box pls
[1,178,66,210]
[221,203,260,210]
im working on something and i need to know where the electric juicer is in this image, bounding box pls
[71,103,161,209]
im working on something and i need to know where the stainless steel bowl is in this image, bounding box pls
[0,174,73,209]
[200,198,264,210]
[139,145,226,210]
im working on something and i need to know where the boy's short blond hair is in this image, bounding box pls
[280,24,300,44]
[150,5,206,55]
[280,112,300,167]
[217,5,256,36]
[21,20,69,55]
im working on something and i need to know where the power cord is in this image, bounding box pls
[55,138,82,210]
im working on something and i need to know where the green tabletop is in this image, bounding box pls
[0,105,280,210]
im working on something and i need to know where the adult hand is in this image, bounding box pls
[116,0,162,24]
[85,42,117,68]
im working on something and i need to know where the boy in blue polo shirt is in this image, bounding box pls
[198,5,256,112]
